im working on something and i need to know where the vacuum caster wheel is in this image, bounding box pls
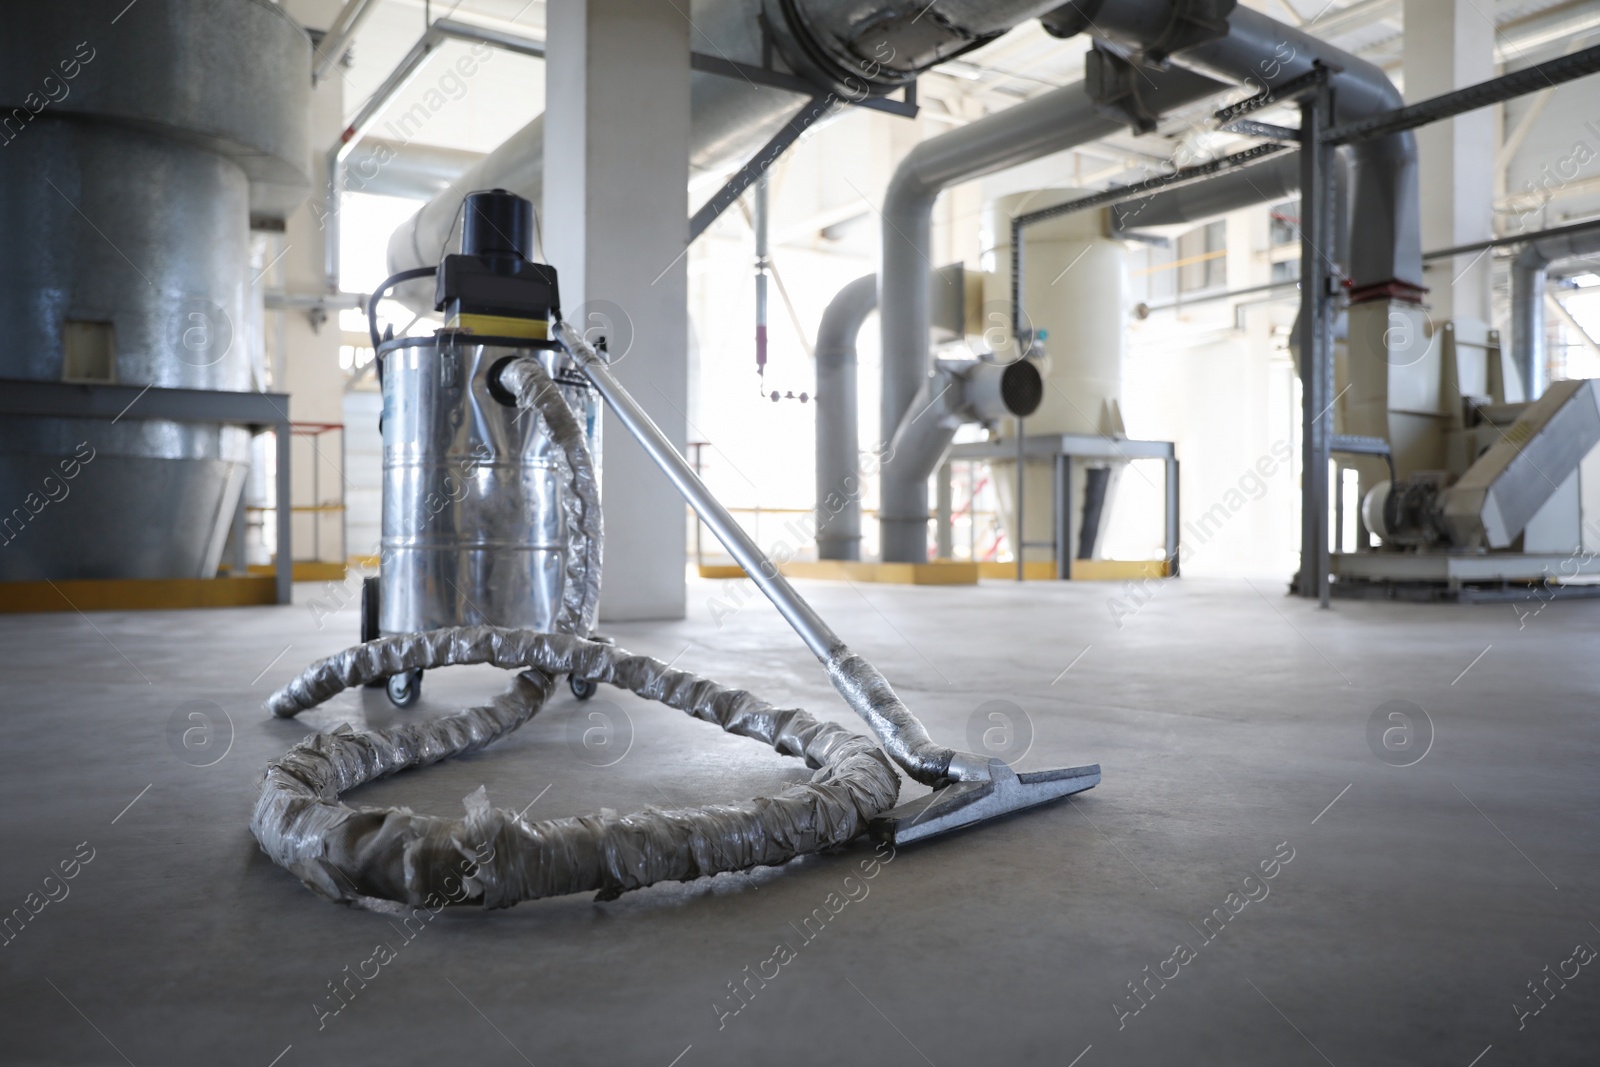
[386,669,423,708]
[361,577,385,688]
[569,675,596,701]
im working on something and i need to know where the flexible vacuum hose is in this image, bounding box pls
[252,628,898,908]
[251,340,903,910]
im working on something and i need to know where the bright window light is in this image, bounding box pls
[339,192,425,296]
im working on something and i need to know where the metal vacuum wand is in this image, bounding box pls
[543,320,1101,845]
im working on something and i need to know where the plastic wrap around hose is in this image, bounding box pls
[252,348,904,910]
[497,354,602,637]
[252,628,899,908]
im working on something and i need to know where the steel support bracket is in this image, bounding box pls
[1085,41,1166,134]
[1138,0,1237,67]
[688,95,835,242]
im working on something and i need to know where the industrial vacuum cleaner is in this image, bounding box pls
[251,190,1100,910]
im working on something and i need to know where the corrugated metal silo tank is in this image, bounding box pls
[0,0,309,580]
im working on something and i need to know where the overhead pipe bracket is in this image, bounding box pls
[1085,41,1167,133]
[1045,0,1236,66]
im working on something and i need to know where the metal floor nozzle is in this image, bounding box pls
[869,757,1101,846]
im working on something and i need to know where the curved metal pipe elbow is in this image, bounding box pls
[815,273,877,561]
[879,368,966,533]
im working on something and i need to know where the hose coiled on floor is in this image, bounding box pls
[252,347,903,910]
[252,628,898,908]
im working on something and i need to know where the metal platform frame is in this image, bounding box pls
[941,433,1179,582]
[0,378,294,605]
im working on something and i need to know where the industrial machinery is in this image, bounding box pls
[1330,320,1600,599]
[253,190,1102,911]
[980,190,1133,566]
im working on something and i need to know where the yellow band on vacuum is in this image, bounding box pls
[445,313,550,339]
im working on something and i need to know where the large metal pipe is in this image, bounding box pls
[881,359,1046,541]
[345,139,485,200]
[875,62,1228,561]
[1512,246,1549,402]
[328,17,545,290]
[1112,153,1300,229]
[765,0,1077,93]
[815,273,876,561]
[1510,226,1600,400]
[386,0,1071,310]
[884,372,966,529]
[1113,150,1351,270]
[1061,0,1423,299]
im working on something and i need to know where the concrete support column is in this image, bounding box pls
[282,0,347,567]
[546,0,690,620]
[1404,0,1495,325]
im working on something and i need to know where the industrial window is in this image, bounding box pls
[1176,220,1226,293]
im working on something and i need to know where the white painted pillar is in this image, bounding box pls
[1403,0,1495,325]
[546,0,691,621]
[280,0,347,566]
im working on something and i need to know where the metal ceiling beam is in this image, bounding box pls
[322,17,545,289]
[315,0,385,83]
[1325,42,1600,144]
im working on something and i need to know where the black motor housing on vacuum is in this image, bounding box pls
[434,188,560,334]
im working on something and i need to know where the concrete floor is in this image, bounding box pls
[2,574,1597,1066]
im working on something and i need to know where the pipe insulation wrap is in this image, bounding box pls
[252,628,900,908]
[498,354,604,637]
